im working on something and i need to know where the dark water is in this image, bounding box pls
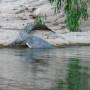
[0,46,90,90]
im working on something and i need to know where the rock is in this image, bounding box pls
[26,36,53,48]
[0,30,27,46]
[33,4,55,16]
[63,32,90,44]
[0,30,53,48]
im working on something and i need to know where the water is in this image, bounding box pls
[0,0,90,89]
[0,46,90,90]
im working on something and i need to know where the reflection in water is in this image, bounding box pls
[0,47,90,90]
[49,57,90,90]
[67,58,81,90]
[49,80,65,90]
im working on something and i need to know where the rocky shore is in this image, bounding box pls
[0,0,90,48]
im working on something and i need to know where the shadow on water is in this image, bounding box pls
[49,57,90,90]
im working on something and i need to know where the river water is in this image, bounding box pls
[0,0,90,90]
[0,46,90,90]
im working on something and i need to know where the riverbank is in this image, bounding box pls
[0,0,90,48]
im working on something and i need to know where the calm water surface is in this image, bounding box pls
[0,0,90,89]
[0,46,90,90]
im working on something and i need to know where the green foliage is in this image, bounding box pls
[35,16,45,26]
[34,16,51,30]
[49,0,88,32]
[49,80,65,90]
[34,16,46,30]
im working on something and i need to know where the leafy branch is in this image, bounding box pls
[49,0,88,32]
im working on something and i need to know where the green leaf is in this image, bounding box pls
[49,0,89,32]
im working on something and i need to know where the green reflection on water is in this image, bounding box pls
[49,58,90,90]
[67,58,81,90]
[49,80,65,90]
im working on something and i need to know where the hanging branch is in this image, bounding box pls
[49,0,88,32]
